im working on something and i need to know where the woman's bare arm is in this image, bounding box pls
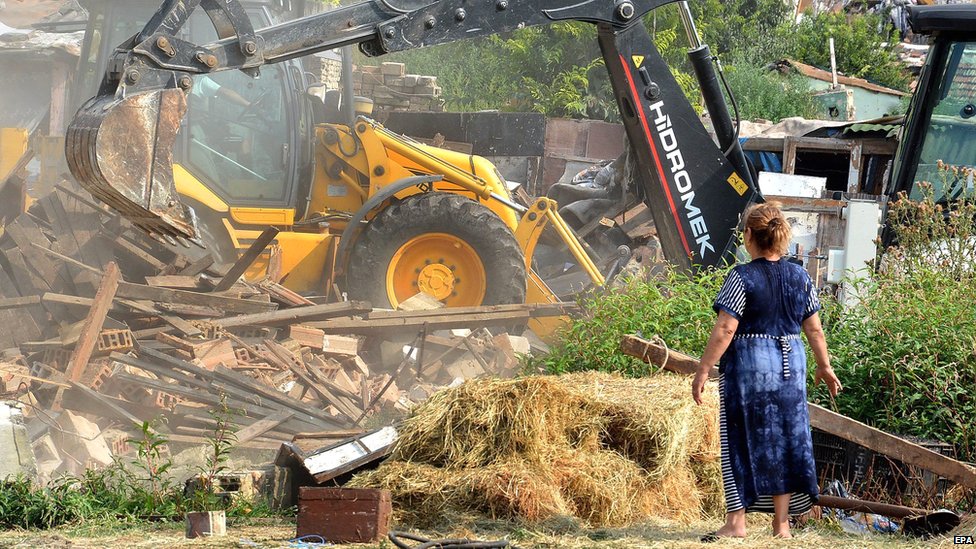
[802,312,842,396]
[692,310,739,405]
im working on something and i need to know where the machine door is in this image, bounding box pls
[181,7,305,209]
[897,40,976,202]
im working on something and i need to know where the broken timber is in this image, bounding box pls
[619,334,976,491]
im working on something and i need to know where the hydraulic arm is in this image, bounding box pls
[66,0,761,270]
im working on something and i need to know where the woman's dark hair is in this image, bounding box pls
[745,202,791,255]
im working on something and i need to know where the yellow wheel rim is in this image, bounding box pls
[386,232,487,307]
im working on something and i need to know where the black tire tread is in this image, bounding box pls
[345,193,527,308]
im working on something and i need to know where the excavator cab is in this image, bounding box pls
[72,0,312,251]
[890,5,976,203]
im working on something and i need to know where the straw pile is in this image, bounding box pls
[349,371,722,527]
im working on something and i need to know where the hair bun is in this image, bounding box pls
[768,218,781,228]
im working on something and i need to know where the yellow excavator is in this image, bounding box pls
[64,0,764,326]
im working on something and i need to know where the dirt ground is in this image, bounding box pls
[0,516,970,549]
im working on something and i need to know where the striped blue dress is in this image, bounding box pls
[713,257,821,515]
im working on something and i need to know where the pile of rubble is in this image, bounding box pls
[0,186,568,482]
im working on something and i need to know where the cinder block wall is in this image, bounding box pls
[304,57,444,114]
[354,62,444,113]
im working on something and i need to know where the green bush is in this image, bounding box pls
[534,268,727,376]
[778,10,910,92]
[821,176,976,461]
[722,61,818,122]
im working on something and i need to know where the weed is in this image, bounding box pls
[127,418,178,515]
[188,393,239,511]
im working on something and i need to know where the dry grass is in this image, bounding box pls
[0,517,949,548]
[351,372,721,528]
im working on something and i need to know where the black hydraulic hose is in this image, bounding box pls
[388,531,516,549]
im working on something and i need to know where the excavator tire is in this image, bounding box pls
[346,192,527,309]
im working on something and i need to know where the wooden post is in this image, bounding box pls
[782,136,798,175]
[846,140,863,193]
[212,226,279,292]
[619,334,976,491]
[54,262,121,410]
[65,262,120,382]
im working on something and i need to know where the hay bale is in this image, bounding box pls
[352,372,722,527]
[556,372,719,480]
[392,376,606,468]
[460,458,571,521]
[550,448,655,526]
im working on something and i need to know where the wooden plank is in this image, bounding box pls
[119,299,203,337]
[288,326,360,356]
[212,227,279,292]
[619,334,976,491]
[211,363,348,428]
[178,254,215,277]
[783,136,798,175]
[258,280,315,307]
[63,381,142,426]
[115,282,276,314]
[741,136,895,156]
[0,295,43,309]
[65,262,121,382]
[264,340,361,422]
[30,242,102,275]
[4,247,49,296]
[145,275,202,289]
[112,235,169,273]
[214,301,371,329]
[124,347,340,429]
[807,406,976,491]
[365,302,577,319]
[4,218,66,291]
[309,311,534,334]
[234,409,295,445]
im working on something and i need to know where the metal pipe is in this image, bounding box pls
[677,1,703,49]
[829,37,839,89]
[341,46,356,126]
[817,495,928,519]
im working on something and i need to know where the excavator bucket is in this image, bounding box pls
[66,87,196,239]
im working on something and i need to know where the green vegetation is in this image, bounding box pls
[372,0,902,122]
[0,410,284,530]
[822,174,976,462]
[719,61,818,122]
[778,10,910,92]
[531,268,726,377]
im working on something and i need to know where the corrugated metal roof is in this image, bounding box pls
[843,122,901,138]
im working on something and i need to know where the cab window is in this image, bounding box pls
[911,41,976,202]
[182,9,293,205]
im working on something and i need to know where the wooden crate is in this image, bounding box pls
[297,487,391,543]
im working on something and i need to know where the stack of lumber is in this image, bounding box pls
[0,186,569,481]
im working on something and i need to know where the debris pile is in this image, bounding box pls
[0,186,568,483]
[349,371,723,527]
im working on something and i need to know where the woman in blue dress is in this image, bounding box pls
[691,203,843,540]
